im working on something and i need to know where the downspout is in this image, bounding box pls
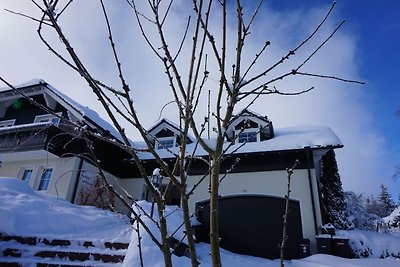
[71,157,84,203]
[304,146,319,234]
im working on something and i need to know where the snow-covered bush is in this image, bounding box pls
[345,191,382,231]
[337,230,400,259]
[384,207,400,229]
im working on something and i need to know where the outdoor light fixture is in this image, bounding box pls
[150,168,163,218]
[151,168,162,188]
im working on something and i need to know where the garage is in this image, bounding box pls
[195,195,304,259]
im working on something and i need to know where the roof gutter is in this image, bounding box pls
[304,146,319,235]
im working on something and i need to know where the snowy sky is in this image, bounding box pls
[0,1,399,198]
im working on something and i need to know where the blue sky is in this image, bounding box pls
[338,0,400,154]
[270,1,400,150]
[0,1,399,199]
[266,0,400,198]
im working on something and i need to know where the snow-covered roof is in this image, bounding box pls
[229,109,271,124]
[146,118,195,143]
[0,79,123,142]
[137,125,342,160]
[384,207,400,224]
[0,80,342,158]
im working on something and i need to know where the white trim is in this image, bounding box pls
[0,119,15,128]
[34,113,61,125]
[235,128,260,143]
[155,136,176,149]
[229,116,268,132]
[36,166,54,191]
[0,150,58,162]
[17,165,35,187]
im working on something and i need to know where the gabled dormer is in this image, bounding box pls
[0,79,122,142]
[0,85,67,129]
[147,119,194,149]
[226,109,274,143]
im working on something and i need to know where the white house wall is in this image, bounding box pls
[0,153,80,201]
[118,178,147,202]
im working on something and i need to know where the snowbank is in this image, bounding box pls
[1,177,399,266]
[291,254,399,267]
[337,229,400,258]
[123,201,400,267]
[0,177,131,241]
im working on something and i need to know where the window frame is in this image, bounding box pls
[38,168,53,191]
[155,137,176,149]
[236,129,259,144]
[33,113,61,125]
[21,169,33,184]
[0,119,16,128]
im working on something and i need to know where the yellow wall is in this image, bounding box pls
[0,152,80,201]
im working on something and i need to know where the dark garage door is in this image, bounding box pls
[195,195,303,259]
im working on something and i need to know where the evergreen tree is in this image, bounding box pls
[345,191,378,231]
[391,214,400,228]
[377,184,396,217]
[319,149,352,229]
[398,192,400,205]
[365,196,383,216]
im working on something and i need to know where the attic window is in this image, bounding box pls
[156,137,175,149]
[0,119,15,128]
[237,130,258,143]
[34,113,61,125]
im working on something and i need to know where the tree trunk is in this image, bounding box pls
[181,192,199,266]
[280,160,299,267]
[209,158,222,267]
[157,203,173,267]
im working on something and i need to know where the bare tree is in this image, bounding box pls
[2,1,364,266]
[279,160,299,267]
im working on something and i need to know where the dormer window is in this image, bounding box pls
[226,109,274,143]
[0,119,15,128]
[34,113,61,125]
[147,119,194,150]
[156,137,176,149]
[237,130,258,143]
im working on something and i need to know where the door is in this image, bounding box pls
[195,195,303,259]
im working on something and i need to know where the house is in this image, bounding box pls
[0,80,131,211]
[0,80,343,259]
[121,110,342,259]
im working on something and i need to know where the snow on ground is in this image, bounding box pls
[291,254,399,267]
[123,201,400,267]
[1,177,399,266]
[0,177,131,241]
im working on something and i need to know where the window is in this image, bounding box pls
[34,113,61,125]
[156,137,175,149]
[21,169,33,183]
[38,168,53,191]
[238,131,258,143]
[0,119,15,128]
